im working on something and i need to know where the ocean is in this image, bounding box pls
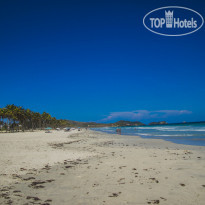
[93,123,205,146]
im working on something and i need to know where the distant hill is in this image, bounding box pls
[63,120,145,128]
[148,121,168,126]
[64,120,106,127]
[110,120,145,127]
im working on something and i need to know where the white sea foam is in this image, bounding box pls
[137,133,151,136]
[137,127,205,132]
[152,134,193,137]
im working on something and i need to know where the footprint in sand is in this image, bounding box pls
[149,178,159,183]
[26,196,41,201]
[147,199,160,204]
[108,192,121,197]
[180,183,185,187]
[160,197,167,201]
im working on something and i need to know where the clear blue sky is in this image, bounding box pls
[0,0,204,123]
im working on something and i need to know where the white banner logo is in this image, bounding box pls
[143,6,204,36]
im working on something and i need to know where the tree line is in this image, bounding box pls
[0,104,68,132]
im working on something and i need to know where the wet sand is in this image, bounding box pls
[0,129,205,205]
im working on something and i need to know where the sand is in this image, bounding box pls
[0,129,205,205]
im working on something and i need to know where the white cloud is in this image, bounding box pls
[100,110,192,122]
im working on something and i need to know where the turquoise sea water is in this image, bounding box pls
[93,123,205,146]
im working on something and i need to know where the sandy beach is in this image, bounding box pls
[0,129,205,205]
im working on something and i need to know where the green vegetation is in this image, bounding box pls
[0,104,68,132]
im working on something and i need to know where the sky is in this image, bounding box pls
[0,0,204,124]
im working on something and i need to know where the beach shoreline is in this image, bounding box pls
[0,129,205,205]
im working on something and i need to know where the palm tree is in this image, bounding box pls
[41,112,52,128]
[0,108,4,131]
[33,112,41,130]
[0,104,69,131]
